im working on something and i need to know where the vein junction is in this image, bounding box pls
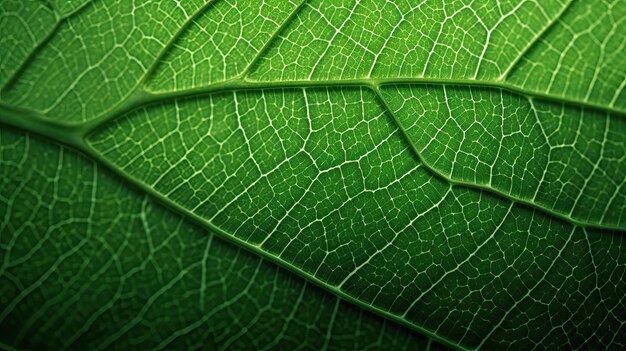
[1,0,625,349]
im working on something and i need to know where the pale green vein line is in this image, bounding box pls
[0,0,97,95]
[93,269,188,351]
[3,75,625,137]
[0,220,91,323]
[0,3,624,342]
[259,281,308,351]
[67,139,469,351]
[499,0,575,80]
[425,338,433,351]
[476,225,577,350]
[84,77,626,134]
[0,103,85,149]
[321,298,341,351]
[371,85,623,231]
[238,0,309,81]
[135,0,223,90]
[70,0,224,128]
[0,79,623,232]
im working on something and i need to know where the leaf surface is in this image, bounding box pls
[0,126,435,350]
[1,0,625,349]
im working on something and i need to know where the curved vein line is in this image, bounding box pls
[87,77,626,135]
[237,0,309,81]
[372,86,622,231]
[476,225,577,350]
[498,0,575,80]
[74,139,470,351]
[0,0,624,348]
[0,79,623,231]
[0,0,97,94]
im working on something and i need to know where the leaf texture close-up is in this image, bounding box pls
[1,0,625,350]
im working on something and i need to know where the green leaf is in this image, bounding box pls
[0,126,433,350]
[1,0,625,349]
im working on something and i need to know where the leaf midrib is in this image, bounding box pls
[0,74,622,230]
[2,0,623,217]
[4,76,625,129]
[0,71,622,351]
[79,128,472,351]
[0,0,623,349]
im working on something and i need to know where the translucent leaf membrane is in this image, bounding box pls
[88,88,626,349]
[247,0,570,81]
[506,0,626,109]
[4,0,625,123]
[381,85,625,228]
[0,1,56,86]
[2,0,209,122]
[1,0,625,349]
[0,126,435,351]
[50,0,94,17]
[146,0,302,92]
